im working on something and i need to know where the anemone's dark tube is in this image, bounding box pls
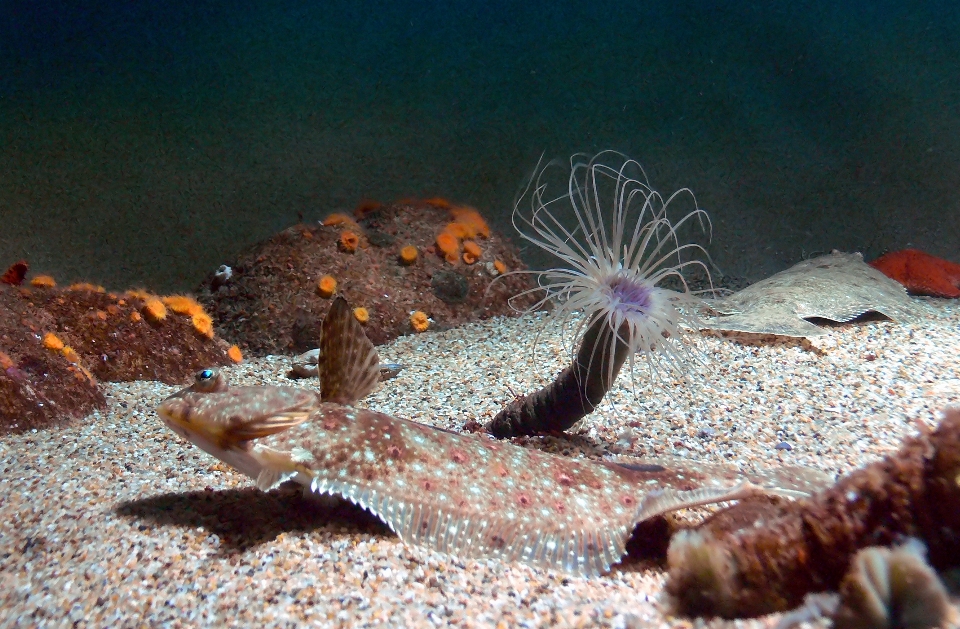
[486,314,631,438]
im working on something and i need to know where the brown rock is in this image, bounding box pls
[197,203,540,355]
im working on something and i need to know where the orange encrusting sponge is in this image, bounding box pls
[30,275,56,288]
[42,332,64,351]
[410,311,430,332]
[61,346,81,364]
[322,213,360,230]
[191,312,214,338]
[227,345,243,363]
[399,245,419,266]
[317,275,338,298]
[68,282,106,293]
[162,295,205,317]
[444,222,477,240]
[436,231,461,264]
[142,297,167,322]
[450,206,490,238]
[339,230,360,253]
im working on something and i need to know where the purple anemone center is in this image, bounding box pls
[607,274,653,313]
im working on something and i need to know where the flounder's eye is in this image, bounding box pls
[193,367,225,392]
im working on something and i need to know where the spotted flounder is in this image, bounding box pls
[158,297,825,576]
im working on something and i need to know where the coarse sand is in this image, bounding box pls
[2,299,959,628]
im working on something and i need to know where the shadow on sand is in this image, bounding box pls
[115,483,391,553]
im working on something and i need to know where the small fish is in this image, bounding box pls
[158,297,825,576]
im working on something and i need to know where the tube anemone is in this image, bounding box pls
[486,151,713,438]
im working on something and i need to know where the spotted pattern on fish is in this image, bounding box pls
[158,296,828,576]
[255,403,799,576]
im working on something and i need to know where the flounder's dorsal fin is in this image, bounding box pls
[320,296,381,405]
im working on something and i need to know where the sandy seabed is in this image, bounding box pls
[2,299,959,628]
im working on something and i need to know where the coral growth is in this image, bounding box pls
[450,206,491,238]
[435,231,460,263]
[869,248,960,298]
[30,274,56,288]
[42,332,64,351]
[322,213,359,229]
[227,345,243,363]
[338,230,360,253]
[142,297,167,321]
[665,407,960,619]
[67,282,105,292]
[317,275,338,299]
[162,294,205,317]
[398,245,418,266]
[410,311,429,332]
[191,312,214,338]
[353,307,370,324]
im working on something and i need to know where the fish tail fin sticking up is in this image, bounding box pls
[320,296,382,405]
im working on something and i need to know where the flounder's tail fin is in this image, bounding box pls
[319,296,382,405]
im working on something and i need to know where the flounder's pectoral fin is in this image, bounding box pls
[250,445,314,491]
[228,409,313,442]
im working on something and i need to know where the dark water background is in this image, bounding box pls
[2,0,958,292]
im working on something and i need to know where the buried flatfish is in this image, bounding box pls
[158,297,826,576]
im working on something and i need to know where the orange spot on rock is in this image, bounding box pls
[42,332,64,351]
[61,346,80,364]
[192,312,214,338]
[317,275,337,298]
[398,245,419,266]
[142,298,167,322]
[410,311,429,332]
[227,345,243,363]
[162,294,205,317]
[444,221,476,240]
[322,213,359,229]
[67,282,105,292]
[435,231,460,263]
[339,230,360,253]
[450,206,490,238]
[30,274,56,288]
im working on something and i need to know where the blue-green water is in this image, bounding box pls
[2,1,958,291]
